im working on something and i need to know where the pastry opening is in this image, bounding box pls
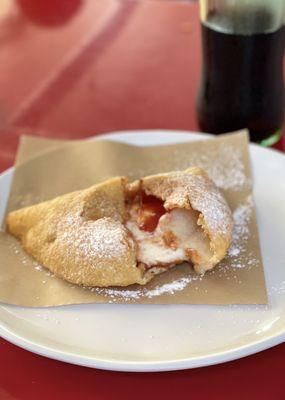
[125,188,213,272]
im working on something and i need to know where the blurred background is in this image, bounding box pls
[0,0,202,143]
[0,0,284,169]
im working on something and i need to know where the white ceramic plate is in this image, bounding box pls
[0,130,285,372]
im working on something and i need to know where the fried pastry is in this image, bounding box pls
[6,168,233,287]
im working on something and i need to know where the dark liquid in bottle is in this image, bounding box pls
[197,10,285,143]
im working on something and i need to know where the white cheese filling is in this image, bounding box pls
[127,208,212,267]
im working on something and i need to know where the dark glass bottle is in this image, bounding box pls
[197,0,285,145]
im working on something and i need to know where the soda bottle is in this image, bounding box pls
[197,0,285,145]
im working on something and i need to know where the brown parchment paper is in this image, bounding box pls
[0,131,268,306]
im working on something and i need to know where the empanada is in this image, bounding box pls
[6,167,233,287]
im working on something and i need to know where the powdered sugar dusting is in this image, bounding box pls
[171,144,250,190]
[7,239,55,277]
[270,281,285,295]
[60,215,130,264]
[93,274,203,301]
[181,172,233,237]
[227,195,258,269]
[146,275,202,298]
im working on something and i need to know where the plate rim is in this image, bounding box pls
[0,307,284,372]
[0,129,284,372]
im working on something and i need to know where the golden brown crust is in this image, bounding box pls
[6,177,151,287]
[6,168,233,286]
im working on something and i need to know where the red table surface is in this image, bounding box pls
[0,1,284,399]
